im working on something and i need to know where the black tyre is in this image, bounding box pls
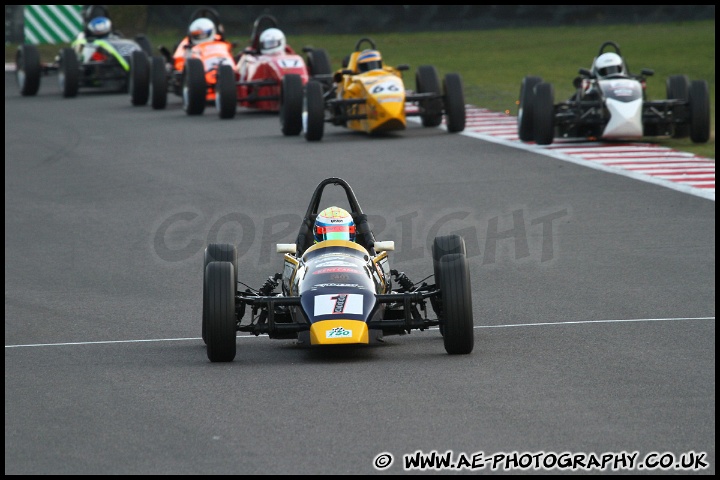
[518,75,542,142]
[150,56,168,110]
[532,82,555,145]
[666,74,690,138]
[306,48,332,77]
[16,44,41,96]
[216,64,237,119]
[183,58,206,115]
[205,261,237,362]
[134,35,153,56]
[129,50,150,106]
[58,47,79,98]
[416,65,443,127]
[280,73,303,135]
[304,80,325,141]
[432,235,467,290]
[443,73,465,133]
[438,253,474,355]
[688,79,710,144]
[203,244,237,345]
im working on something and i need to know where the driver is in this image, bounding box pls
[314,207,356,243]
[86,16,113,39]
[593,52,626,79]
[356,49,383,73]
[258,28,287,55]
[188,17,217,45]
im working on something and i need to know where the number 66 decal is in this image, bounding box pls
[371,80,402,95]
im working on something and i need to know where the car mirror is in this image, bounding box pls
[578,67,592,77]
[374,241,395,252]
[396,64,410,71]
[641,68,654,77]
[277,243,297,254]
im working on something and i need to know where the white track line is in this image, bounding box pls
[5,317,714,348]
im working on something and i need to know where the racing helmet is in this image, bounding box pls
[87,16,112,37]
[314,206,356,243]
[357,49,383,73]
[593,52,625,78]
[188,17,216,45]
[259,28,286,55]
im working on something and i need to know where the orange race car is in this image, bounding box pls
[130,8,236,115]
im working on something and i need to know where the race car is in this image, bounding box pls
[214,14,332,133]
[202,177,475,362]
[295,37,466,141]
[15,5,153,102]
[518,41,711,145]
[132,8,236,115]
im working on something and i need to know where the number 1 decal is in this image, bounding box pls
[314,294,364,316]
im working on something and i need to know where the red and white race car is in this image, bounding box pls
[214,14,332,135]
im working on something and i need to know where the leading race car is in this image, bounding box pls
[215,14,332,131]
[295,37,466,141]
[518,40,711,145]
[16,5,153,101]
[202,177,475,362]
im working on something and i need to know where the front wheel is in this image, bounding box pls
[205,261,237,362]
[532,82,555,145]
[438,253,474,355]
[443,73,465,133]
[129,50,149,106]
[183,57,206,115]
[666,74,690,138]
[518,75,542,142]
[688,79,710,144]
[58,47,79,98]
[150,56,168,110]
[280,73,303,135]
[203,243,237,345]
[16,44,41,96]
[216,64,237,119]
[304,80,325,141]
[416,65,442,127]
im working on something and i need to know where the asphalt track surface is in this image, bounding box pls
[4,73,715,475]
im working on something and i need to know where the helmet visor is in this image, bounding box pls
[316,225,356,241]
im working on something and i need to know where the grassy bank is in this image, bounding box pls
[6,20,715,159]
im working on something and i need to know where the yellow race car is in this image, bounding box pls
[293,37,466,141]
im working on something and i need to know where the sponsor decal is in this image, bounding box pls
[315,259,359,268]
[311,283,363,290]
[326,326,352,338]
[313,267,360,275]
[314,294,364,316]
[330,273,351,281]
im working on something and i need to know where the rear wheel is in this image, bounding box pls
[280,73,303,135]
[688,79,710,144]
[129,50,149,106]
[304,80,325,141]
[134,35,153,56]
[150,56,168,110]
[16,44,41,96]
[216,64,237,119]
[205,261,237,362]
[416,65,443,127]
[183,58,206,115]
[203,244,237,345]
[58,47,79,98]
[443,73,465,133]
[532,82,555,145]
[666,74,690,138]
[438,253,474,355]
[306,48,332,77]
[518,75,542,142]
